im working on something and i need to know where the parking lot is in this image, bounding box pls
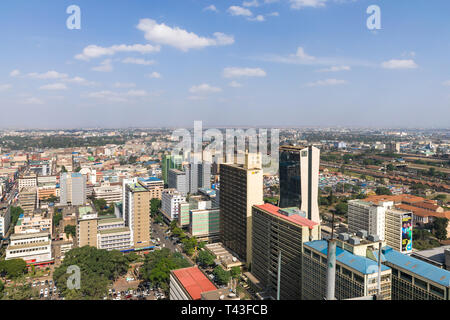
[31,278,59,300]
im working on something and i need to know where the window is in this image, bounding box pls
[400,271,412,283]
[414,278,427,290]
[430,285,445,298]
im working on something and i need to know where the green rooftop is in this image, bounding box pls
[79,206,94,217]
[127,183,147,192]
[98,218,123,225]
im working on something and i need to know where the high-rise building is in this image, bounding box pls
[162,154,183,185]
[168,169,188,196]
[0,205,10,238]
[251,203,320,300]
[161,188,186,221]
[138,177,164,200]
[123,182,151,249]
[219,153,264,265]
[279,145,320,223]
[60,172,86,206]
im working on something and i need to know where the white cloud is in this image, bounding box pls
[228,6,253,16]
[203,5,218,12]
[265,0,280,3]
[317,65,351,72]
[243,0,260,7]
[126,90,148,97]
[229,81,243,88]
[187,95,207,100]
[223,67,266,78]
[75,44,160,61]
[189,83,222,93]
[39,83,68,91]
[122,57,156,65]
[381,59,418,69]
[27,70,68,80]
[268,12,279,16]
[147,72,161,79]
[22,97,44,105]
[0,84,12,91]
[92,59,113,72]
[290,0,327,9]
[137,19,234,52]
[249,15,265,22]
[114,82,136,88]
[10,70,20,77]
[64,77,97,86]
[295,47,316,61]
[306,78,347,87]
[442,80,450,87]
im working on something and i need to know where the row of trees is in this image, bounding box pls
[140,248,190,294]
[0,259,27,279]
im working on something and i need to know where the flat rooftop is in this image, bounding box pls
[305,240,390,275]
[254,203,318,229]
[172,266,216,300]
[98,227,130,235]
[381,246,450,287]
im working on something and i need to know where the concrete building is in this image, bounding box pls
[302,240,391,300]
[162,154,183,185]
[77,208,98,247]
[60,172,87,206]
[138,177,164,200]
[219,153,264,265]
[279,145,320,223]
[19,187,38,214]
[97,217,132,251]
[123,182,151,249]
[161,188,186,221]
[411,245,450,270]
[15,211,52,236]
[18,174,37,189]
[348,199,413,254]
[6,231,53,267]
[170,266,217,300]
[168,169,188,196]
[0,205,10,238]
[251,203,320,300]
[93,184,123,204]
[189,208,220,242]
[380,246,450,300]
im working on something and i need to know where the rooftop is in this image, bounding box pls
[172,266,217,300]
[98,227,130,235]
[127,182,147,192]
[254,203,318,229]
[304,240,390,275]
[380,246,450,287]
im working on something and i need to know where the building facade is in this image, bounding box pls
[279,145,320,223]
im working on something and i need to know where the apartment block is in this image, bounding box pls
[161,188,186,221]
[189,208,220,242]
[6,231,53,266]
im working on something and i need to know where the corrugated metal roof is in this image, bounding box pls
[172,267,216,300]
[304,240,390,275]
[381,246,450,287]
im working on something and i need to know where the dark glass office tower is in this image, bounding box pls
[279,147,301,208]
[279,145,320,223]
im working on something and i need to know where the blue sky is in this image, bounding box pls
[0,0,449,129]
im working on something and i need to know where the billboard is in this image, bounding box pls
[401,213,413,252]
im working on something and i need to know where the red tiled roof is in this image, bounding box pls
[254,203,318,229]
[172,267,216,300]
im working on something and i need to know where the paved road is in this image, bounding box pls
[151,221,182,253]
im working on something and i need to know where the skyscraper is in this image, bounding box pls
[123,181,151,249]
[219,153,263,265]
[279,145,320,223]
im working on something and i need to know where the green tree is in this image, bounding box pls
[64,225,76,238]
[10,206,24,227]
[151,198,161,217]
[61,165,67,173]
[141,248,190,294]
[53,246,129,300]
[197,250,215,267]
[53,210,63,227]
[433,194,447,203]
[375,187,392,196]
[334,202,348,215]
[0,259,27,279]
[182,237,198,256]
[230,266,241,279]
[213,266,231,286]
[386,164,396,171]
[433,218,448,240]
[0,279,4,294]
